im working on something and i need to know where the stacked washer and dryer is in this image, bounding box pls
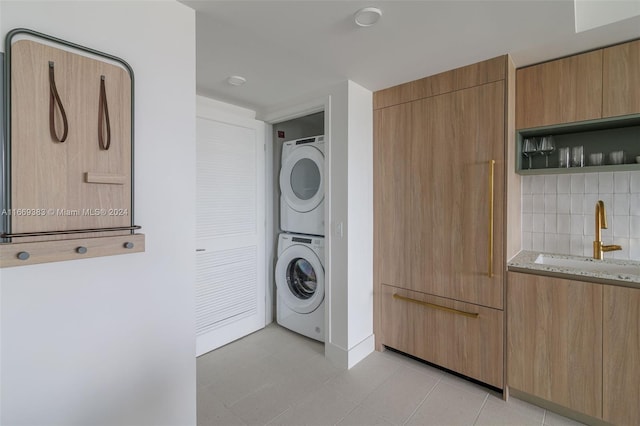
[276,135,325,342]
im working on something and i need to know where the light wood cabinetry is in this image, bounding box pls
[516,50,602,129]
[374,56,515,389]
[603,285,640,426]
[507,272,602,418]
[381,284,503,388]
[603,39,640,118]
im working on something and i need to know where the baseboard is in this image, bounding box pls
[325,333,375,369]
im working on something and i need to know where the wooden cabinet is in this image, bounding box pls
[603,285,640,425]
[381,284,503,388]
[374,56,514,388]
[603,39,640,118]
[507,272,602,418]
[516,50,602,129]
[516,39,640,130]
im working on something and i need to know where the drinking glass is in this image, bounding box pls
[522,138,538,169]
[571,146,584,167]
[539,136,556,167]
[558,147,570,168]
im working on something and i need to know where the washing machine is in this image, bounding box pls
[280,135,324,236]
[275,233,324,342]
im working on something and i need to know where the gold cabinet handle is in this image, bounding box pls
[393,293,479,318]
[488,159,495,278]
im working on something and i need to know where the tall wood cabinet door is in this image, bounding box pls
[603,285,640,425]
[603,39,640,118]
[412,82,504,309]
[507,273,603,419]
[374,103,414,291]
[516,50,602,129]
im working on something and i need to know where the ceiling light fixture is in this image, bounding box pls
[354,7,382,27]
[227,75,247,86]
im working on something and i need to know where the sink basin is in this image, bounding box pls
[534,254,640,276]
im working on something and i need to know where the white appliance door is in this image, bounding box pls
[275,244,324,314]
[196,116,265,356]
[280,146,324,213]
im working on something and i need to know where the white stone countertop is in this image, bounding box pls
[508,250,640,288]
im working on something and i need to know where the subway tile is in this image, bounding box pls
[570,235,584,256]
[570,215,584,236]
[544,234,558,253]
[630,238,640,260]
[583,194,599,217]
[584,173,598,194]
[630,171,640,193]
[522,213,533,232]
[522,176,533,195]
[599,194,613,212]
[601,226,612,242]
[545,194,557,213]
[533,194,545,213]
[583,236,594,257]
[557,237,570,255]
[545,214,557,233]
[631,216,640,239]
[531,175,545,194]
[522,232,532,251]
[557,214,570,234]
[613,193,630,216]
[570,174,585,193]
[522,195,533,214]
[598,172,614,194]
[614,172,630,193]
[532,233,544,251]
[613,216,630,238]
[630,193,640,215]
[570,194,584,214]
[544,175,557,194]
[533,214,545,233]
[583,215,595,237]
[557,175,571,194]
[557,195,571,214]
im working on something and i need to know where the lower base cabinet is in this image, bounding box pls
[507,272,602,418]
[603,285,640,425]
[508,271,640,425]
[381,284,503,388]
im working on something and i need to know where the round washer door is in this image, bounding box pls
[275,244,324,314]
[280,146,324,213]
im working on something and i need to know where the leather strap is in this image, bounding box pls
[48,61,68,143]
[98,75,111,150]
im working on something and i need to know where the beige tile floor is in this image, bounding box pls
[197,324,585,426]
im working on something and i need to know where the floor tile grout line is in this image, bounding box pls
[401,377,442,426]
[471,392,490,425]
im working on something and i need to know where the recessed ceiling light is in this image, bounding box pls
[354,7,382,27]
[227,75,246,86]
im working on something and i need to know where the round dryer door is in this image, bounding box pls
[280,145,324,213]
[275,244,325,314]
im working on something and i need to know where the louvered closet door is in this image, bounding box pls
[196,116,265,356]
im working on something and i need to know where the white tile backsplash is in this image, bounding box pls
[522,171,640,261]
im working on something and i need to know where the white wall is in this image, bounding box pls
[522,171,640,260]
[261,80,374,369]
[0,2,197,425]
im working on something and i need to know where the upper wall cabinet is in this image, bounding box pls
[603,39,640,118]
[516,39,640,130]
[516,50,602,129]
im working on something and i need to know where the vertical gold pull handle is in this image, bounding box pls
[488,160,495,278]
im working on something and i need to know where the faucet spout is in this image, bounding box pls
[593,200,621,260]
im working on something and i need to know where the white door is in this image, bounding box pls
[195,114,265,356]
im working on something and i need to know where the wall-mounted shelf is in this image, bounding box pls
[516,114,640,175]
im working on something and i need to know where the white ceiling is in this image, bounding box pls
[182,0,640,114]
